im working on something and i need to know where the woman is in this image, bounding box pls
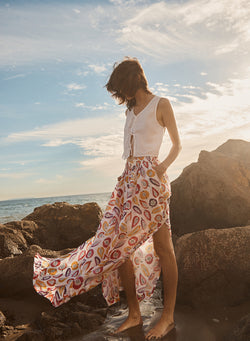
[33,56,181,340]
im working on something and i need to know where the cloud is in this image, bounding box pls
[117,0,250,64]
[154,72,250,140]
[4,73,26,80]
[109,0,148,5]
[88,64,107,74]
[0,3,118,66]
[77,134,123,157]
[1,0,249,67]
[0,172,34,179]
[66,83,86,91]
[79,155,125,178]
[75,102,115,110]
[35,174,64,184]
[4,112,125,146]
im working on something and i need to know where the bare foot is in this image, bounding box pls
[113,314,143,334]
[146,317,175,340]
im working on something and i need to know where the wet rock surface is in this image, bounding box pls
[223,312,250,341]
[70,285,250,341]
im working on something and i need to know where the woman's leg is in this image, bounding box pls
[146,224,178,340]
[114,258,143,333]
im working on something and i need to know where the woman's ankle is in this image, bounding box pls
[161,310,174,321]
[128,310,142,319]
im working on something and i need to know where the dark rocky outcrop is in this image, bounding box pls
[0,202,102,259]
[0,139,250,340]
[0,245,73,297]
[175,225,250,308]
[170,139,250,236]
[0,202,106,340]
[23,201,103,250]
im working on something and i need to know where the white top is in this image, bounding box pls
[122,95,166,160]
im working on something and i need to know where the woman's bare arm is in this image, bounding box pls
[154,98,182,176]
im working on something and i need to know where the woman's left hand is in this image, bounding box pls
[152,163,167,180]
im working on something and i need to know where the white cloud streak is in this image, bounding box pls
[0,172,34,179]
[117,0,250,64]
[4,113,125,150]
[0,0,249,67]
[88,64,107,74]
[66,83,86,91]
[35,174,64,184]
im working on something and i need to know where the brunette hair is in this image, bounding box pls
[104,56,152,111]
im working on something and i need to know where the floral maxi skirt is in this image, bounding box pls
[33,156,172,307]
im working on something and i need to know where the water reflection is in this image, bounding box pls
[123,324,177,341]
[71,286,218,341]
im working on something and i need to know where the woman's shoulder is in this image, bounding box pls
[157,96,171,109]
[157,95,170,103]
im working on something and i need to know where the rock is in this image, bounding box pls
[170,139,250,236]
[0,310,6,327]
[74,302,107,317]
[4,220,39,235]
[35,303,105,340]
[39,311,59,328]
[0,244,106,309]
[69,311,105,330]
[224,313,250,341]
[71,322,82,336]
[16,330,45,341]
[22,202,103,250]
[175,225,250,308]
[0,224,28,258]
[215,139,250,166]
[0,221,40,258]
[0,245,71,298]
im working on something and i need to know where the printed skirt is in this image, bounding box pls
[33,156,172,307]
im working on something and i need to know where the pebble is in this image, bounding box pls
[212,318,220,323]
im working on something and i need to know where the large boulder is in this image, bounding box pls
[22,202,102,250]
[170,139,250,236]
[0,202,102,258]
[175,225,250,308]
[0,245,74,298]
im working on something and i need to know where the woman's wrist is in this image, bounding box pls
[161,160,169,172]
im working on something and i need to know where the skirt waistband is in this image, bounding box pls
[126,155,158,165]
[125,156,160,173]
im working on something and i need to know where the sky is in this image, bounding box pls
[0,0,249,201]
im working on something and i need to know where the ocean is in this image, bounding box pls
[0,192,112,224]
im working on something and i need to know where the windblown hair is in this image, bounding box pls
[104,56,152,112]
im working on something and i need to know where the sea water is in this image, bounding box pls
[0,192,112,224]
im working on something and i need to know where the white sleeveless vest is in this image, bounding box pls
[122,95,166,160]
